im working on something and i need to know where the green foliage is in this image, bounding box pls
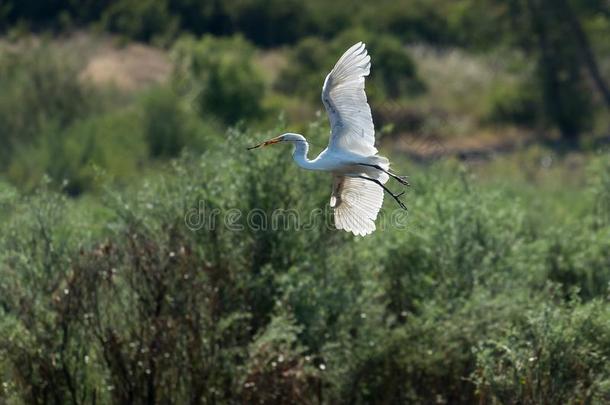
[172,35,266,125]
[1,0,610,401]
[6,110,147,195]
[276,31,425,104]
[492,0,597,139]
[485,79,540,126]
[535,52,594,139]
[362,0,457,44]
[1,121,608,403]
[0,189,95,403]
[588,152,610,228]
[0,42,147,194]
[243,312,320,403]
[223,0,310,47]
[475,298,610,404]
[372,37,425,98]
[274,36,329,102]
[0,43,97,164]
[141,86,209,159]
[101,0,178,43]
[0,42,222,194]
[1,0,608,138]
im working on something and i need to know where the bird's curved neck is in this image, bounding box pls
[291,136,313,169]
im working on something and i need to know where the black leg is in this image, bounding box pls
[356,176,408,210]
[357,163,410,186]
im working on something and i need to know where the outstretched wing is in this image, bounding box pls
[330,175,383,236]
[322,42,377,156]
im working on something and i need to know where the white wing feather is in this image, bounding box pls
[331,176,384,236]
[322,42,377,156]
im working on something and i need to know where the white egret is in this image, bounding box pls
[248,42,408,236]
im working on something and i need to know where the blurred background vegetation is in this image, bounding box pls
[0,0,609,403]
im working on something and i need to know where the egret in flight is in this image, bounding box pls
[249,42,408,236]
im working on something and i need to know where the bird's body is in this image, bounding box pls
[249,42,408,236]
[286,134,383,174]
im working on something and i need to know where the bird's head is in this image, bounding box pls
[247,133,304,150]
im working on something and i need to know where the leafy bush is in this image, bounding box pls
[362,0,456,44]
[141,86,210,159]
[6,110,146,195]
[276,31,425,104]
[0,43,98,165]
[0,40,222,194]
[243,312,320,403]
[588,152,610,228]
[1,121,608,403]
[101,0,178,43]
[367,34,425,99]
[172,35,266,125]
[223,0,310,47]
[475,298,610,404]
[485,79,540,126]
[0,189,93,403]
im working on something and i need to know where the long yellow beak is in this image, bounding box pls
[247,137,282,150]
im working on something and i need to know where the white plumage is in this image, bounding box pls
[331,176,384,236]
[249,42,408,236]
[323,42,377,156]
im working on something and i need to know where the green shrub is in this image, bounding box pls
[274,36,330,102]
[7,110,146,195]
[243,312,320,403]
[475,298,610,404]
[276,30,425,105]
[172,35,266,125]
[101,0,178,43]
[0,189,94,403]
[541,154,610,300]
[0,43,98,165]
[485,79,540,126]
[0,121,609,403]
[545,225,610,301]
[141,86,205,158]
[224,0,310,47]
[362,0,455,44]
[588,152,610,228]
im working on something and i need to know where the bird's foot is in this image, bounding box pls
[394,175,410,186]
[391,191,408,211]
